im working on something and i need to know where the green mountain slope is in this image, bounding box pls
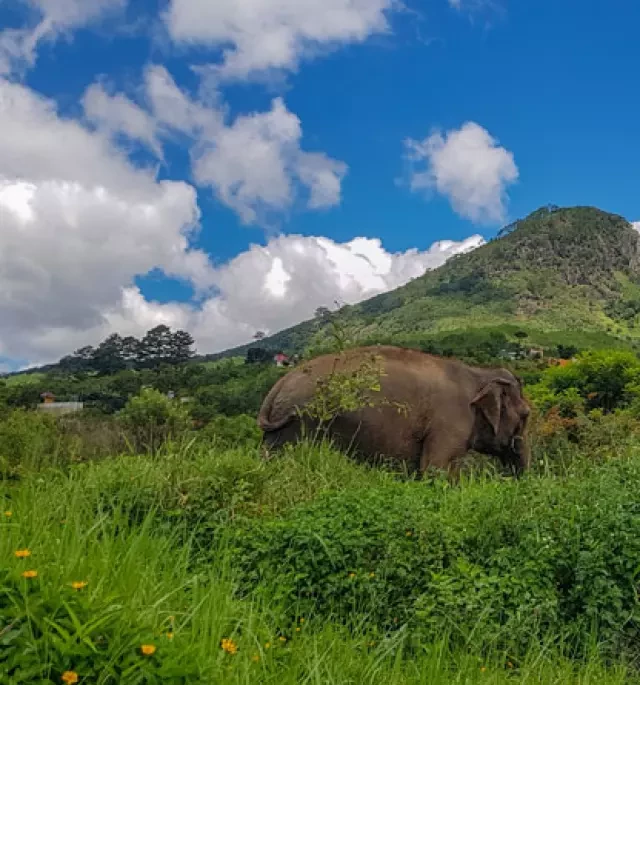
[214,205,640,360]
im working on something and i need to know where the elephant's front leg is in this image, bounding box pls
[419,431,469,479]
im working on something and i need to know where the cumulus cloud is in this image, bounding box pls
[0,79,215,364]
[0,0,125,76]
[165,0,393,79]
[144,65,222,138]
[405,121,518,223]
[192,97,347,223]
[82,82,162,157]
[187,232,485,353]
[91,66,348,225]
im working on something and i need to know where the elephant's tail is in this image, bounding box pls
[257,377,295,432]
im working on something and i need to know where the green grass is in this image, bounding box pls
[2,440,640,684]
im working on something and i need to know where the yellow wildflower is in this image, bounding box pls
[14,549,32,558]
[166,632,174,640]
[405,530,412,537]
[349,572,356,578]
[71,581,88,590]
[22,570,38,579]
[480,666,487,673]
[264,642,271,649]
[4,510,12,518]
[299,617,305,624]
[221,638,238,655]
[369,572,375,578]
[61,671,78,685]
[140,644,156,656]
[295,627,301,633]
[251,654,260,663]
[279,636,287,643]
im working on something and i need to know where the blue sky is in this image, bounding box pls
[0,0,638,367]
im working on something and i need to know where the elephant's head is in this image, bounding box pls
[471,375,530,475]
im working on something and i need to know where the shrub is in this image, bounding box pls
[228,461,640,657]
[119,388,192,452]
[0,410,61,478]
[199,414,261,449]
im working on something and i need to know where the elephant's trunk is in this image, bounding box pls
[502,435,530,477]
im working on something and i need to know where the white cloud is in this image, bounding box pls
[192,96,347,223]
[405,121,518,223]
[187,232,485,353]
[81,67,347,225]
[165,0,393,79]
[0,79,215,364]
[0,0,125,76]
[144,65,222,138]
[94,67,348,225]
[82,82,162,157]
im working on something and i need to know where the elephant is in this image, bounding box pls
[257,345,530,476]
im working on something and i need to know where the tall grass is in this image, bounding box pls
[2,439,640,684]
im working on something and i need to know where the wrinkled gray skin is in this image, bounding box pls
[258,346,530,476]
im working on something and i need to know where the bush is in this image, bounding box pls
[228,460,640,657]
[199,415,261,449]
[119,388,192,452]
[0,411,61,478]
[530,350,640,414]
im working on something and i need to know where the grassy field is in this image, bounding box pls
[2,435,640,684]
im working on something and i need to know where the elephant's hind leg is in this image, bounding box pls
[261,419,302,454]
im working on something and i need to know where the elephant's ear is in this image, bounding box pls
[471,381,505,435]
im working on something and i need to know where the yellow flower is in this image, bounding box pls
[4,510,12,518]
[166,632,174,640]
[61,671,78,685]
[264,642,271,649]
[480,666,487,673]
[140,644,156,656]
[295,627,301,633]
[14,549,32,558]
[506,661,514,669]
[405,530,412,537]
[251,654,260,663]
[299,617,305,624]
[221,638,238,655]
[279,636,287,643]
[349,572,356,578]
[21,570,38,579]
[369,572,375,578]
[71,581,88,590]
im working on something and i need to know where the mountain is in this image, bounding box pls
[213,205,640,361]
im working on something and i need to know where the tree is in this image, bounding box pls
[121,336,141,365]
[137,325,174,369]
[557,344,578,360]
[167,329,195,365]
[253,331,266,341]
[246,347,273,365]
[90,334,126,375]
[58,345,95,373]
[136,326,195,368]
[314,306,332,322]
